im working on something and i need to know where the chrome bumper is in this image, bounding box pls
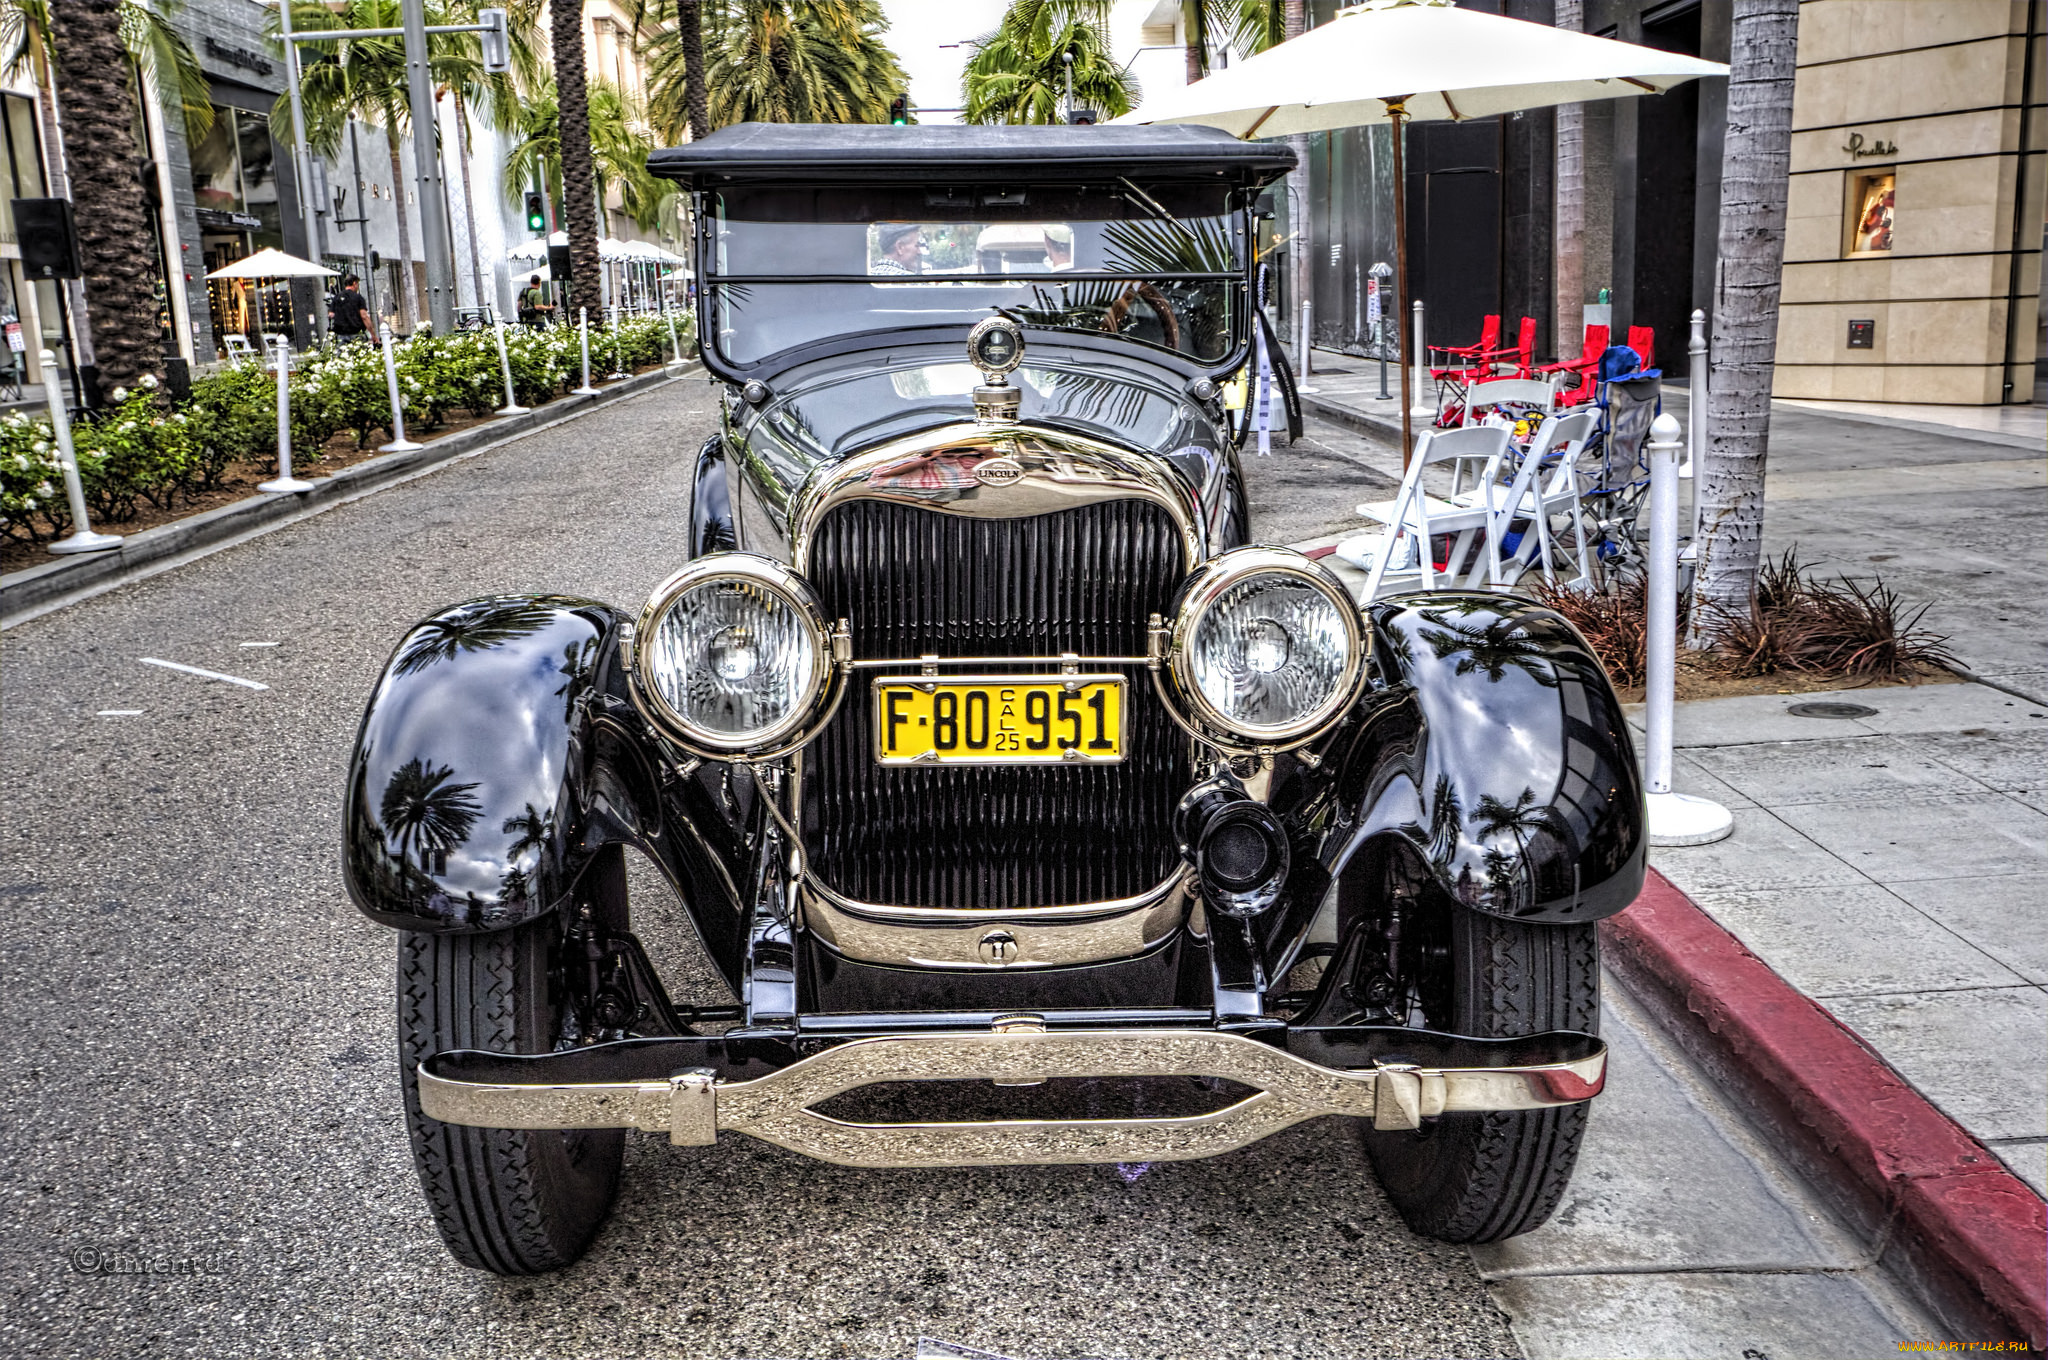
[418,1026,1606,1169]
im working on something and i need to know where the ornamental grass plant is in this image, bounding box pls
[0,313,688,549]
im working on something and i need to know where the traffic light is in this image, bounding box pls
[524,191,546,234]
[1067,107,1099,125]
[888,95,909,126]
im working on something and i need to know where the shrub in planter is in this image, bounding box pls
[0,410,69,544]
[72,382,194,521]
[186,363,279,482]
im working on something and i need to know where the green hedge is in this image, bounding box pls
[0,313,690,548]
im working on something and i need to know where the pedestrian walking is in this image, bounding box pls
[328,274,376,345]
[517,274,556,328]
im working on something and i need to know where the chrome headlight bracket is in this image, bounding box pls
[1151,547,1369,756]
[627,553,850,761]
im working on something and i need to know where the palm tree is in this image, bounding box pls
[394,598,562,675]
[1178,0,1284,83]
[379,757,483,887]
[1553,0,1585,360]
[1472,788,1555,916]
[274,0,484,330]
[45,0,165,394]
[503,78,665,235]
[1692,0,1801,639]
[646,0,905,136]
[552,0,603,314]
[963,1,1136,126]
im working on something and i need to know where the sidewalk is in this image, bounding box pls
[1291,365,2047,1341]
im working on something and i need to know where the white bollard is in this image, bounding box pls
[41,348,120,554]
[606,308,628,380]
[1408,300,1431,423]
[378,330,423,453]
[1644,410,1733,847]
[258,336,313,493]
[572,307,599,395]
[665,308,687,368]
[492,322,528,416]
[1685,307,1707,552]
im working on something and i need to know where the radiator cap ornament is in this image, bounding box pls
[967,316,1024,424]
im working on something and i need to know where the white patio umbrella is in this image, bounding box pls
[203,247,336,279]
[1115,0,1727,455]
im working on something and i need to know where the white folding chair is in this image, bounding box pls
[221,334,258,365]
[1493,410,1598,589]
[1462,377,1558,427]
[1341,424,1514,603]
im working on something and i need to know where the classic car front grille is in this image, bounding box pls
[803,498,1189,910]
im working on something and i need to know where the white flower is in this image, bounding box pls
[31,440,49,455]
[110,386,130,402]
[20,496,33,508]
[139,374,159,390]
[36,481,53,496]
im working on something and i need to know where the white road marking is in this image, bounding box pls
[138,658,270,691]
[239,641,280,648]
[97,710,143,716]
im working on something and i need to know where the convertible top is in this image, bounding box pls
[648,123,1296,188]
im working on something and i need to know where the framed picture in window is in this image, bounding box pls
[1845,170,1895,257]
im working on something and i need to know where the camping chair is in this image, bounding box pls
[1625,324,1655,372]
[1342,424,1515,603]
[1578,367,1662,573]
[1429,313,1500,369]
[1430,317,1537,426]
[1542,323,1608,406]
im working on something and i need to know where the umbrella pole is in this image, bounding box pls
[1387,97,1414,468]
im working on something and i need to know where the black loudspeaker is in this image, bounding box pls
[13,198,82,279]
[548,242,572,281]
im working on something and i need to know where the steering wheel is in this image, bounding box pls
[1101,282,1183,351]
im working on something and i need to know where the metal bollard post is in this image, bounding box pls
[606,309,628,380]
[41,348,120,554]
[572,307,599,395]
[1685,307,1707,574]
[1644,411,1732,847]
[1409,300,1431,422]
[492,322,529,416]
[258,336,313,493]
[378,330,423,453]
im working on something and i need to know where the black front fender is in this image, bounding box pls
[1298,593,1645,926]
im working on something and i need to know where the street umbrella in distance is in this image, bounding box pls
[1114,0,1727,458]
[203,247,336,279]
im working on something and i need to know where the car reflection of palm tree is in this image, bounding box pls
[1426,772,1464,873]
[380,758,484,893]
[1416,605,1561,689]
[1472,788,1555,915]
[1032,369,1155,431]
[394,599,562,676]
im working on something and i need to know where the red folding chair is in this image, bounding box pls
[1626,324,1655,372]
[1501,316,1538,378]
[1542,323,1609,407]
[1431,314,1501,368]
[1431,315,1533,426]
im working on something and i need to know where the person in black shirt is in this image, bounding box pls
[329,274,376,344]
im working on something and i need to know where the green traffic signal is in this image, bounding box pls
[523,192,546,234]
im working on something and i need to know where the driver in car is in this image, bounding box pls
[1042,224,1074,271]
[870,222,924,275]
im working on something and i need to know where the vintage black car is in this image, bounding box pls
[344,124,1643,1274]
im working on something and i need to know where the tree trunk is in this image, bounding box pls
[553,0,603,315]
[680,0,709,140]
[386,123,417,331]
[453,89,486,312]
[1553,0,1585,360]
[1183,1,1205,83]
[50,0,158,395]
[1692,0,1801,641]
[1283,0,1308,368]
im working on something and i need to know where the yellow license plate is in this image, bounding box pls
[874,675,1125,766]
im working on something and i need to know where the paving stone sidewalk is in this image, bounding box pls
[1290,357,2048,1199]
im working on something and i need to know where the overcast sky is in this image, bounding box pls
[880,0,1012,124]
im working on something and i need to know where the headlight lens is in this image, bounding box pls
[634,556,831,753]
[1171,550,1364,743]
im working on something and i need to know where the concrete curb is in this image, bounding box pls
[1603,870,2047,1350]
[1,363,702,628]
[1298,390,1403,444]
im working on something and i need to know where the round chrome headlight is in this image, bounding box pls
[1167,548,1366,746]
[631,555,833,755]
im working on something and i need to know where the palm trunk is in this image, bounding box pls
[1692,0,1801,640]
[1183,1,1205,83]
[386,122,417,330]
[1553,0,1585,360]
[1284,1,1308,364]
[51,0,158,393]
[681,0,709,139]
[453,89,485,311]
[553,0,604,315]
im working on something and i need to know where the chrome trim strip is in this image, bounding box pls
[788,421,1207,573]
[802,869,1193,969]
[418,1029,1611,1164]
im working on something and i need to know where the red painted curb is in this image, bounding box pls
[1603,870,2047,1350]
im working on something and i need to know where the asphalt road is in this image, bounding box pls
[0,382,1516,1360]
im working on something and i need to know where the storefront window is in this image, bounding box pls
[1847,170,1895,257]
[191,104,290,354]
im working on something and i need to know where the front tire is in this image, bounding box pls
[397,853,628,1274]
[1366,900,1600,1243]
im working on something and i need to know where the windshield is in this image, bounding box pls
[705,185,1246,368]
